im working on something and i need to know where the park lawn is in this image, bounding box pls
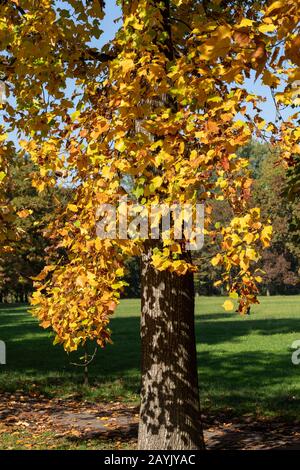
[0,296,300,421]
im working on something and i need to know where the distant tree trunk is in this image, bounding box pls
[83,347,89,387]
[138,242,204,450]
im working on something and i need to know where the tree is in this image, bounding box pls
[0,131,19,257]
[284,159,300,262]
[194,140,300,296]
[0,155,68,302]
[0,0,299,450]
[238,139,270,178]
[252,148,300,294]
[122,257,141,298]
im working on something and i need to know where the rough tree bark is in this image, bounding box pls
[138,242,205,450]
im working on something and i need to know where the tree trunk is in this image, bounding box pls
[138,242,205,450]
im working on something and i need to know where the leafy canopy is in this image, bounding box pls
[0,0,299,350]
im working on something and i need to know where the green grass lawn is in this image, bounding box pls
[1,296,300,420]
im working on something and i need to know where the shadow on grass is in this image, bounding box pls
[0,304,141,398]
[196,314,300,344]
[198,349,300,418]
[1,304,300,418]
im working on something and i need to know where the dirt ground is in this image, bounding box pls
[1,392,300,450]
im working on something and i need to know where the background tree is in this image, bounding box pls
[252,148,300,294]
[122,257,141,298]
[0,156,68,302]
[193,141,300,296]
[0,132,19,258]
[284,159,300,262]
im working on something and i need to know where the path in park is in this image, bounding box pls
[1,393,300,450]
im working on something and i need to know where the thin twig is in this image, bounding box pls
[70,347,98,367]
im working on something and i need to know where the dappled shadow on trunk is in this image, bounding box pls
[138,243,204,450]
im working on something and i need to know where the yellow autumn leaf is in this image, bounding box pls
[261,225,273,247]
[151,176,163,190]
[115,140,126,152]
[265,1,284,16]
[244,232,254,244]
[17,209,33,219]
[258,24,277,34]
[68,204,78,213]
[121,58,135,74]
[229,291,239,299]
[245,247,258,261]
[95,237,102,251]
[237,18,254,28]
[223,300,234,311]
[211,253,223,266]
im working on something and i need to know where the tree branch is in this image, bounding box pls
[170,16,192,31]
[82,48,116,63]
[0,0,26,16]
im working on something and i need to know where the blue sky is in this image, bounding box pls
[98,1,121,45]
